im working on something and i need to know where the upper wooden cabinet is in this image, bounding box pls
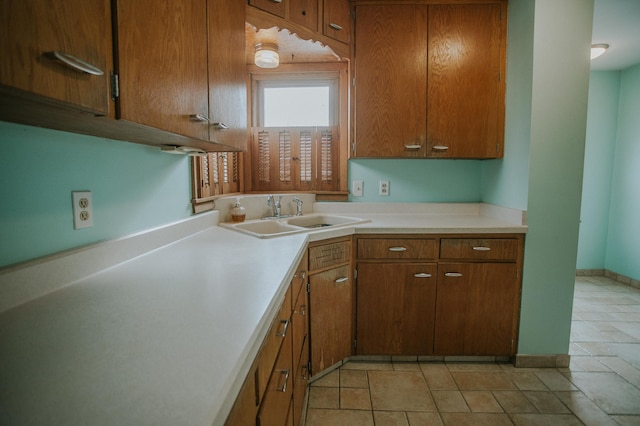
[323,0,351,44]
[114,0,247,150]
[208,0,249,150]
[353,2,506,159]
[290,0,320,32]
[0,0,112,115]
[114,0,210,141]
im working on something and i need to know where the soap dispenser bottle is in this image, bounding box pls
[230,197,246,223]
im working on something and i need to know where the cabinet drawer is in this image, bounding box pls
[357,238,438,260]
[258,327,293,426]
[440,238,519,261]
[309,240,351,271]
[291,286,308,375]
[257,289,292,403]
[290,252,308,311]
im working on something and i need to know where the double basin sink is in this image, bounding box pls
[221,214,369,238]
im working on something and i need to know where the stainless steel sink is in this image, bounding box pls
[221,214,369,238]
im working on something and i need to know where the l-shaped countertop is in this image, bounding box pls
[0,202,526,425]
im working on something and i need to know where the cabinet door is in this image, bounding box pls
[357,263,437,355]
[309,265,352,376]
[0,0,111,114]
[354,5,427,157]
[427,4,505,158]
[434,262,519,355]
[208,0,248,150]
[250,0,287,18]
[115,0,209,140]
[258,326,293,426]
[292,337,309,426]
[323,0,350,44]
[290,0,319,32]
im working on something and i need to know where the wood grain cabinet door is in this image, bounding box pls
[114,0,209,140]
[208,0,248,150]
[0,0,112,115]
[357,263,437,355]
[323,0,350,44]
[353,4,428,158]
[426,3,505,158]
[434,262,519,356]
[309,264,352,376]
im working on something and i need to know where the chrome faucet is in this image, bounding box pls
[267,195,282,218]
[292,197,303,216]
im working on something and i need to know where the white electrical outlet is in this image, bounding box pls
[352,180,363,197]
[379,180,390,196]
[72,191,93,229]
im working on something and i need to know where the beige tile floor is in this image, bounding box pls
[304,275,640,425]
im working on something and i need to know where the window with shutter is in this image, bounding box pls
[191,151,241,207]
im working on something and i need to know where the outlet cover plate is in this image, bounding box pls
[72,191,93,229]
[379,180,389,196]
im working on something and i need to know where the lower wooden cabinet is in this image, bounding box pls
[258,328,293,426]
[434,262,519,356]
[356,262,437,355]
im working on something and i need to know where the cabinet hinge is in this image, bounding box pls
[308,360,312,374]
[353,338,357,350]
[354,268,358,280]
[110,72,120,100]
[306,281,310,294]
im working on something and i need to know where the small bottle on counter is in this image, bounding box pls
[230,197,246,223]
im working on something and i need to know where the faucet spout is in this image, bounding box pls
[267,195,283,218]
[292,197,303,216]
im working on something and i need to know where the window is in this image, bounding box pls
[247,63,348,196]
[191,152,242,213]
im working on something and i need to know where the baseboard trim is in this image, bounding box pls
[576,268,640,289]
[515,354,570,368]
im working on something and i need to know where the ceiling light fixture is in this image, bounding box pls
[255,42,279,68]
[590,44,609,60]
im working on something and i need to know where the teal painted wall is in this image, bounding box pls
[348,159,482,202]
[517,0,593,354]
[0,121,192,268]
[577,72,620,270]
[605,63,640,280]
[480,0,534,211]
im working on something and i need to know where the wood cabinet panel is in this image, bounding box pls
[434,262,519,355]
[0,0,111,115]
[250,0,287,18]
[323,0,350,44]
[292,337,308,426]
[208,0,248,150]
[357,238,438,260]
[115,0,209,140]
[309,264,352,375]
[354,4,428,158]
[290,0,319,32]
[308,239,350,271]
[225,366,258,425]
[258,325,293,426]
[357,263,437,355]
[427,3,505,158]
[440,238,519,261]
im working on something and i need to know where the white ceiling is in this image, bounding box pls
[590,0,640,71]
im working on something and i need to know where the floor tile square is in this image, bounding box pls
[431,390,470,413]
[450,372,517,391]
[373,411,409,426]
[308,386,339,409]
[522,391,570,413]
[439,412,514,425]
[492,390,537,413]
[368,370,435,411]
[340,388,371,410]
[566,372,640,414]
[340,369,369,388]
[305,408,374,426]
[406,412,444,425]
[510,413,584,425]
[420,364,458,390]
[462,391,503,413]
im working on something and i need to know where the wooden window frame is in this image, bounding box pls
[245,62,350,199]
[191,152,243,214]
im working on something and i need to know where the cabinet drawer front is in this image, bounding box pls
[309,240,351,270]
[257,289,292,403]
[440,238,519,261]
[291,287,308,375]
[358,238,438,260]
[258,328,293,426]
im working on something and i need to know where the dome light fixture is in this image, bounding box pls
[255,42,279,68]
[590,43,609,60]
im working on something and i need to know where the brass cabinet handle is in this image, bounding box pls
[269,0,282,3]
[45,51,104,76]
[294,304,306,316]
[329,22,343,31]
[404,144,422,150]
[432,145,449,151]
[276,319,289,337]
[335,277,349,284]
[212,122,228,129]
[473,246,491,251]
[444,272,463,278]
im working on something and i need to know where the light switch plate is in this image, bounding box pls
[352,180,363,197]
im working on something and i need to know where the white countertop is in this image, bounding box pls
[0,203,526,425]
